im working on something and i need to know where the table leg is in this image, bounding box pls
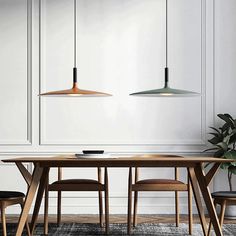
[44,177,49,235]
[188,167,208,236]
[16,164,43,236]
[194,164,223,236]
[104,168,109,234]
[30,167,50,234]
[127,167,132,235]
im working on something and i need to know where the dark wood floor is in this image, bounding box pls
[7,214,236,224]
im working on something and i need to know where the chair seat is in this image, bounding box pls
[0,191,25,200]
[133,179,187,191]
[49,179,104,191]
[212,191,236,199]
[50,179,101,185]
[136,179,186,185]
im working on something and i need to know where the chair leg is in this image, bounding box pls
[188,177,193,235]
[175,191,179,227]
[133,191,138,227]
[1,205,7,236]
[57,191,62,226]
[104,168,109,234]
[219,200,226,227]
[98,191,104,227]
[127,167,132,235]
[44,179,49,235]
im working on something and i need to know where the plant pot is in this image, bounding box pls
[224,205,236,219]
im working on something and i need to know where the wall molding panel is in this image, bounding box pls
[0,0,32,145]
[38,0,214,152]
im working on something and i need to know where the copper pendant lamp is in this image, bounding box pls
[130,0,199,97]
[40,0,111,97]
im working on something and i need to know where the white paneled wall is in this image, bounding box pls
[40,0,206,149]
[0,0,31,145]
[0,0,235,214]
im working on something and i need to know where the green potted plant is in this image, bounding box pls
[206,113,236,218]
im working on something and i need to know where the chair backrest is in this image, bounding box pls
[57,167,102,183]
[134,154,185,183]
[134,167,183,183]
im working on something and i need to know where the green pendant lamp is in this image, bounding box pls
[130,0,199,97]
[40,0,111,97]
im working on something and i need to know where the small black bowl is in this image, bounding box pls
[82,150,104,154]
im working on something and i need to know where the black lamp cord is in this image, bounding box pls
[164,0,169,87]
[73,0,168,85]
[73,0,77,83]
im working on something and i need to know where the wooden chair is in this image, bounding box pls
[0,191,30,236]
[127,167,192,235]
[44,167,109,234]
[207,191,236,236]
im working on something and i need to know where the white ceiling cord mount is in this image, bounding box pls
[130,0,200,97]
[40,0,112,97]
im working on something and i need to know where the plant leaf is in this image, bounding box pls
[218,114,235,129]
[224,150,236,158]
[224,151,236,167]
[223,135,231,145]
[224,113,233,118]
[224,114,234,122]
[221,163,231,170]
[209,132,220,137]
[230,128,236,134]
[203,148,219,152]
[221,122,230,133]
[229,133,236,144]
[214,149,225,157]
[208,136,223,145]
[209,127,221,134]
[216,142,228,151]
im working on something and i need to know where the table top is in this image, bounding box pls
[2,154,233,168]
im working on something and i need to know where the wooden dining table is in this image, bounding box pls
[2,154,234,236]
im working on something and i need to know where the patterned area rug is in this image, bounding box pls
[3,223,236,235]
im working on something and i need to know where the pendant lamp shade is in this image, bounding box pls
[40,0,111,97]
[40,68,111,97]
[130,0,199,97]
[130,68,199,97]
[130,88,199,97]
